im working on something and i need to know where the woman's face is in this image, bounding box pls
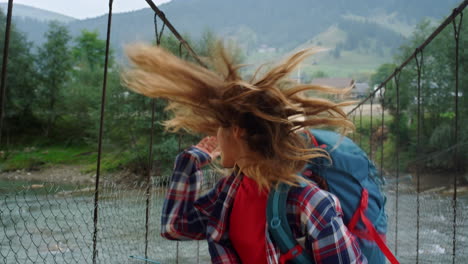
[217,126,238,168]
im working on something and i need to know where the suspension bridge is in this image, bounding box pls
[0,0,467,263]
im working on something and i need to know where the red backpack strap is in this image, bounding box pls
[303,130,318,146]
[278,245,305,264]
[303,130,328,148]
[348,189,400,264]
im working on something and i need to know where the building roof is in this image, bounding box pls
[354,82,370,94]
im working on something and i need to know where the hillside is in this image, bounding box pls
[0,3,76,23]
[0,0,462,76]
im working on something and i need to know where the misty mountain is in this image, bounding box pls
[1,0,462,60]
[0,3,76,23]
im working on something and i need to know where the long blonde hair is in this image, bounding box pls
[123,43,354,189]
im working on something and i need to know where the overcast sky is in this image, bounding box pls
[0,0,172,19]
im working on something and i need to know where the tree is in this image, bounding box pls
[72,30,113,71]
[332,44,342,59]
[0,9,38,139]
[312,70,328,79]
[196,29,245,67]
[36,21,72,136]
[370,64,396,92]
[62,30,114,143]
[372,16,468,171]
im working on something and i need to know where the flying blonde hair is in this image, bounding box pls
[123,43,355,189]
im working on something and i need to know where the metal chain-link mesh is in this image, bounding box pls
[1,185,94,263]
[1,169,221,264]
[385,181,468,263]
[2,170,466,264]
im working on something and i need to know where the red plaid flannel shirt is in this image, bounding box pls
[161,147,366,264]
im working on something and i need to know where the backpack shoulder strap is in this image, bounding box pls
[267,183,315,264]
[349,189,400,264]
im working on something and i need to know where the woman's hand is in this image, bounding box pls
[195,136,220,160]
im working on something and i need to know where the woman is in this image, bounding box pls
[123,43,366,264]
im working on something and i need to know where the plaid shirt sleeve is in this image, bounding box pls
[294,186,367,264]
[160,146,213,240]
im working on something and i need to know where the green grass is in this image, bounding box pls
[81,150,138,173]
[301,50,391,78]
[0,145,96,172]
[0,144,144,174]
[348,114,420,173]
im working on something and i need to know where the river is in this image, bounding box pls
[0,179,467,264]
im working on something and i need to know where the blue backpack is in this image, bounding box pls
[266,129,399,264]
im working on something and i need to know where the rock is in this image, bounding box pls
[441,186,468,195]
[56,187,94,197]
[421,186,446,194]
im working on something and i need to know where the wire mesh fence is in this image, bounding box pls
[1,170,467,264]
[384,178,468,264]
[0,169,220,264]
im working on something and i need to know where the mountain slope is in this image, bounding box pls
[0,3,76,23]
[1,0,462,76]
[5,0,461,50]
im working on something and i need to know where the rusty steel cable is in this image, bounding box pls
[144,12,167,262]
[0,0,13,146]
[144,98,156,260]
[144,0,206,67]
[352,113,356,142]
[369,94,374,160]
[359,106,363,146]
[393,70,401,257]
[451,11,463,264]
[154,13,166,45]
[379,86,385,182]
[414,48,424,264]
[92,0,114,263]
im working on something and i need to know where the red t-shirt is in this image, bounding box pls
[229,175,269,264]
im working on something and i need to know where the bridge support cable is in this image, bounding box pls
[351,113,356,142]
[0,0,14,146]
[369,94,374,160]
[451,10,463,264]
[144,97,157,261]
[92,0,114,263]
[393,70,401,257]
[414,49,424,264]
[141,1,206,262]
[144,0,206,67]
[143,12,168,262]
[359,106,363,147]
[379,87,385,183]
